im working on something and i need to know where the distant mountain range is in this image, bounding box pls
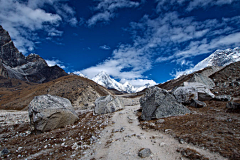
[92,71,148,93]
[178,47,240,77]
[84,47,240,93]
[0,25,67,83]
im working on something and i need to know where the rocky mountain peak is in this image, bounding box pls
[26,53,48,66]
[209,47,240,66]
[0,25,26,67]
[0,25,11,46]
[0,25,68,83]
[177,47,240,78]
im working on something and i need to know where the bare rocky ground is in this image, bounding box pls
[0,110,110,159]
[0,97,236,160]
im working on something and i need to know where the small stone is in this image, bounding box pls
[1,148,9,157]
[138,148,152,158]
[156,119,165,124]
[160,142,166,147]
[179,139,184,144]
[97,120,102,124]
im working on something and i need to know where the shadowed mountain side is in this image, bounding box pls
[0,75,112,110]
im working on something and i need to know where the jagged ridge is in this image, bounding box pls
[0,25,68,83]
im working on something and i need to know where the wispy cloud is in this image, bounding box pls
[81,1,240,82]
[99,45,111,50]
[156,0,237,12]
[46,59,66,69]
[0,0,78,54]
[187,0,236,11]
[87,0,142,27]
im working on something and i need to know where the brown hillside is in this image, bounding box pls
[0,75,111,110]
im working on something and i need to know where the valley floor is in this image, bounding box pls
[0,99,236,159]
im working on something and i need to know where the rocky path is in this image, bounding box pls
[0,110,29,126]
[80,105,226,160]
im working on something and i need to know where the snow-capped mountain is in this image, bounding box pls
[176,47,240,78]
[195,47,240,68]
[92,71,147,93]
[92,71,125,92]
[123,81,136,93]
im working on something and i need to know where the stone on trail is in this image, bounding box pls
[94,95,124,115]
[28,94,79,133]
[140,86,191,121]
[138,148,152,158]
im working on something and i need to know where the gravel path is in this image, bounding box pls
[80,105,226,160]
[0,110,29,126]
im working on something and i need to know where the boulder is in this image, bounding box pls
[214,95,231,101]
[189,99,207,108]
[226,102,240,110]
[173,82,215,104]
[28,94,79,133]
[188,73,215,89]
[140,86,191,121]
[94,95,124,115]
[138,148,152,158]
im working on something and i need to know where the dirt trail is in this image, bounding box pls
[81,105,226,160]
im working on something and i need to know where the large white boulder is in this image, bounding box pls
[173,82,215,104]
[188,73,215,89]
[28,94,79,133]
[94,95,124,115]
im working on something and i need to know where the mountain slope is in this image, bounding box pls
[0,25,68,83]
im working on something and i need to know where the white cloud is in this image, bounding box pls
[87,0,141,27]
[46,59,66,69]
[100,45,111,50]
[156,0,237,12]
[48,29,63,37]
[0,0,78,54]
[187,0,236,11]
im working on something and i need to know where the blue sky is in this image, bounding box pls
[0,0,240,86]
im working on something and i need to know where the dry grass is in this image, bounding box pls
[0,112,110,159]
[138,100,240,160]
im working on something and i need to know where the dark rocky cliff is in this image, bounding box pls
[0,25,68,83]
